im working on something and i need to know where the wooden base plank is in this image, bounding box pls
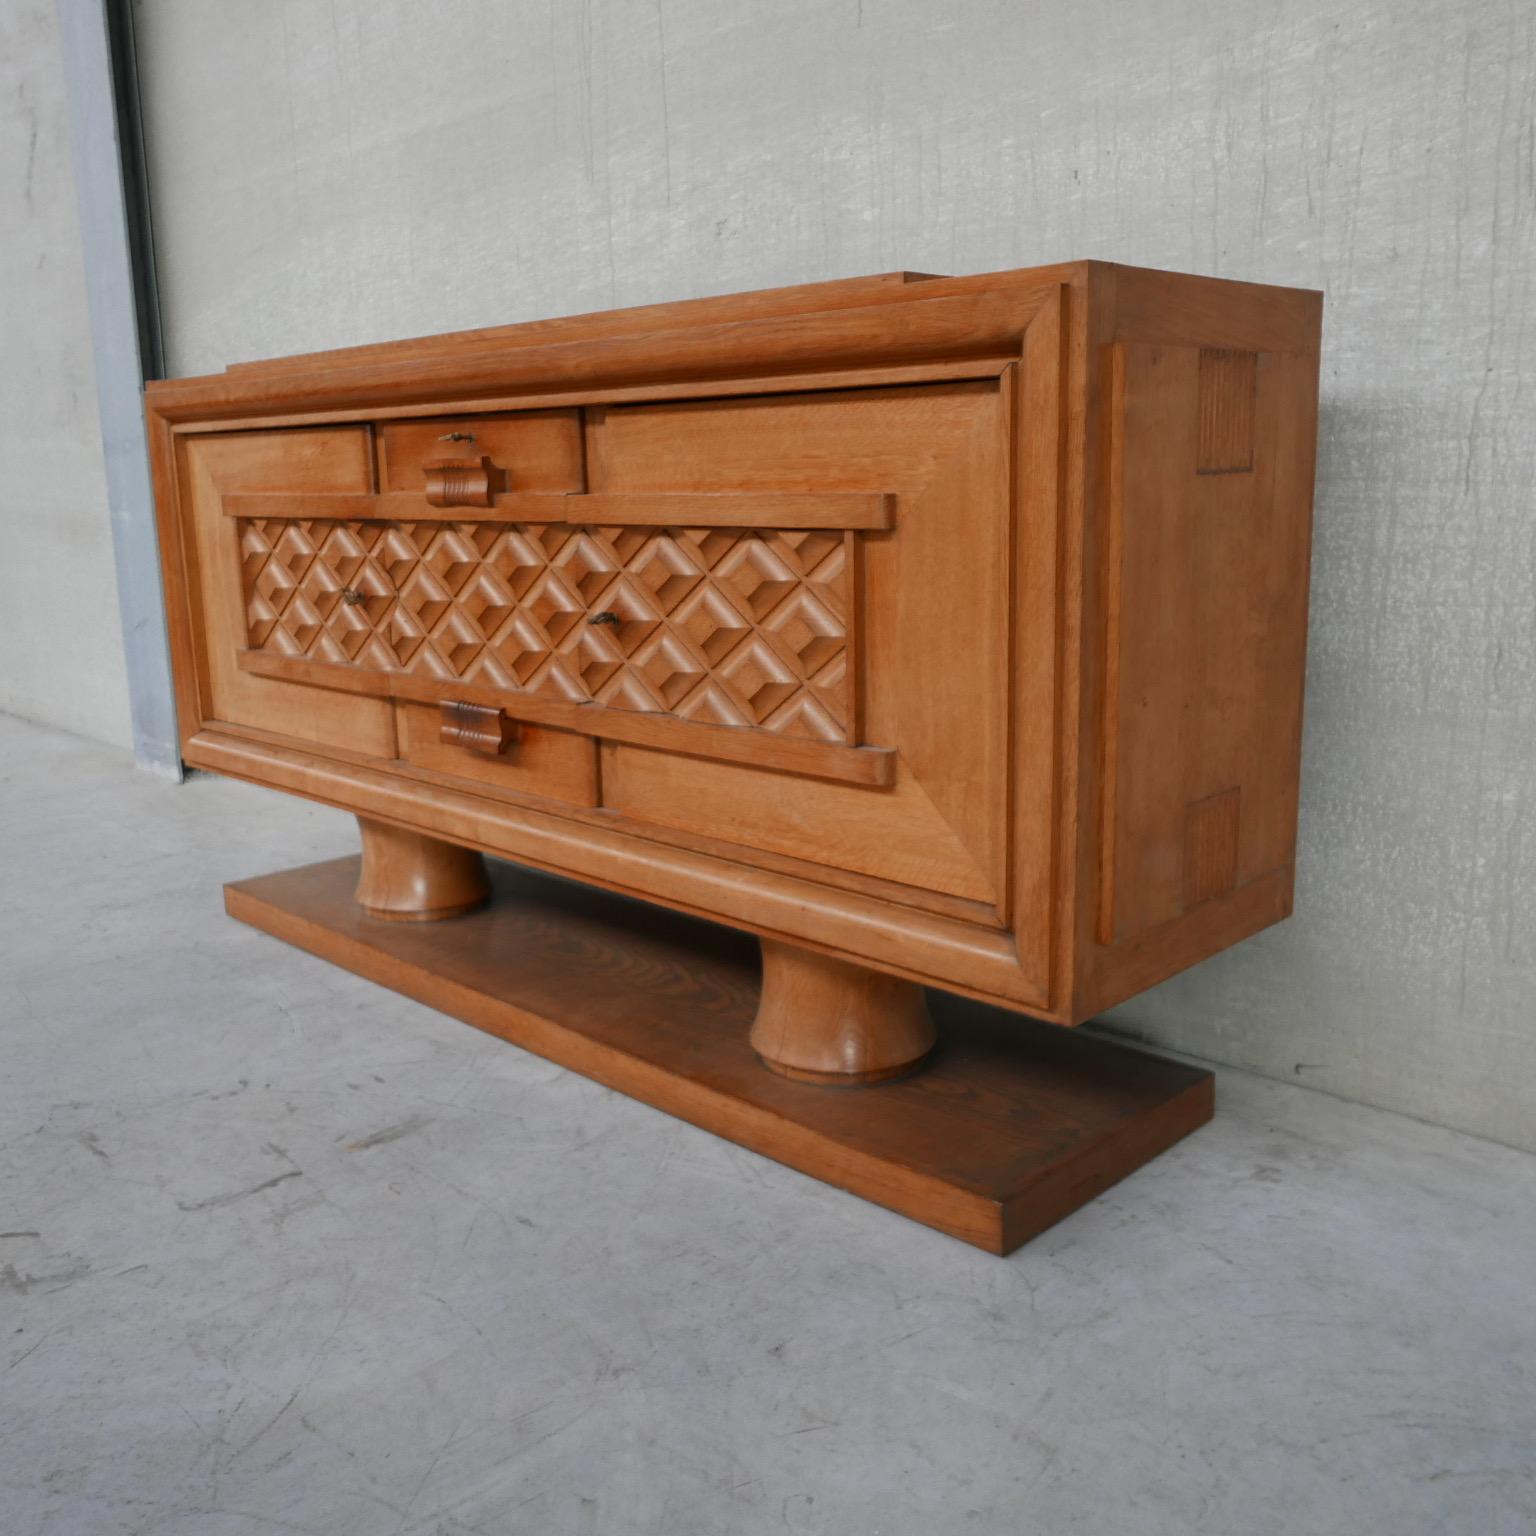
[225,857,1213,1254]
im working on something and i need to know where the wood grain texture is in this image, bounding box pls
[437,700,517,757]
[600,744,995,904]
[176,428,398,757]
[377,410,583,494]
[208,714,995,927]
[147,262,1322,1028]
[1011,287,1069,995]
[1094,339,1315,969]
[223,271,952,377]
[164,357,1014,434]
[221,490,896,529]
[599,379,1011,918]
[237,650,893,788]
[750,939,936,1084]
[422,456,495,507]
[147,287,1051,423]
[226,855,1214,1254]
[1184,788,1241,909]
[1196,348,1258,473]
[187,727,1047,1011]
[353,817,490,921]
[236,512,862,750]
[398,702,599,807]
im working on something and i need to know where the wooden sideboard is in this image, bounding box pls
[147,262,1321,1252]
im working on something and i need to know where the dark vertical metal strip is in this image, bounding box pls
[103,0,163,380]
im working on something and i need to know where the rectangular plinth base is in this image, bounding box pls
[226,857,1214,1254]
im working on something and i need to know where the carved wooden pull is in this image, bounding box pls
[423,455,496,508]
[439,700,518,756]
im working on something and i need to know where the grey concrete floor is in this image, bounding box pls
[1,713,1533,1536]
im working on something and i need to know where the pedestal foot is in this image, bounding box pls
[749,939,937,1086]
[353,818,490,922]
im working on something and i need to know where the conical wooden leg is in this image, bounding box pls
[354,818,490,922]
[749,938,937,1086]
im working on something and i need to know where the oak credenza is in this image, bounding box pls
[147,263,1322,1252]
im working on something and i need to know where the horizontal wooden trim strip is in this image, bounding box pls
[169,358,1012,437]
[237,651,896,788]
[223,490,895,529]
[186,727,1046,1011]
[145,286,1049,422]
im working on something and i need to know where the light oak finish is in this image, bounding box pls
[222,490,896,529]
[237,650,894,787]
[224,272,949,376]
[750,939,936,1085]
[172,427,397,758]
[147,262,1320,1243]
[1096,341,1315,949]
[226,855,1214,1255]
[353,817,490,921]
[600,743,994,903]
[437,700,517,757]
[147,287,1052,421]
[377,410,584,493]
[185,723,1056,1008]
[397,702,599,807]
[422,455,496,508]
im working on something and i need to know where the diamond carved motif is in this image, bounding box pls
[239,519,855,743]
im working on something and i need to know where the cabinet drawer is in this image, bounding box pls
[397,703,598,806]
[377,411,583,493]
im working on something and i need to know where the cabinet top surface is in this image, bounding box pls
[146,260,1323,415]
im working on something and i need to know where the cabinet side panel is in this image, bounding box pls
[1091,338,1316,1000]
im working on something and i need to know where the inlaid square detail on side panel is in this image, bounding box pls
[1196,347,1258,474]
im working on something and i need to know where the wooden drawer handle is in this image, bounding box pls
[424,455,496,508]
[439,700,518,756]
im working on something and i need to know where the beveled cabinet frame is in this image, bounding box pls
[146,264,1314,1026]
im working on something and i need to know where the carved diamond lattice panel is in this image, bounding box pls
[239,520,852,742]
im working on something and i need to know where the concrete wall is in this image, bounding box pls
[130,0,1535,1152]
[0,0,131,748]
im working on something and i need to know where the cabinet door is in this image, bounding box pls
[179,427,395,756]
[592,381,1012,914]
